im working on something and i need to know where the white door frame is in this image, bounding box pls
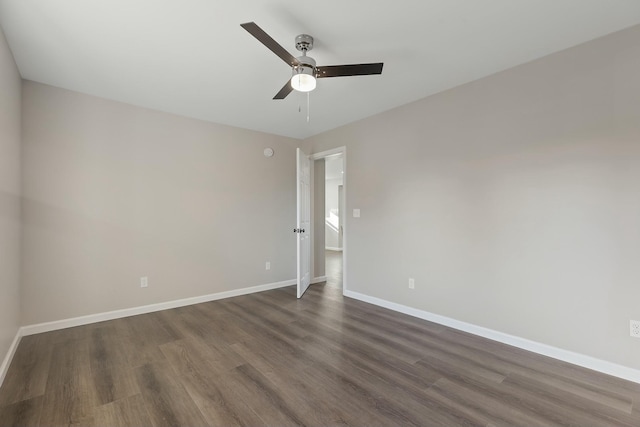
[310,146,348,294]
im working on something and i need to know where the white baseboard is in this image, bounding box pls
[0,329,22,388]
[325,247,343,252]
[21,279,296,337]
[344,290,640,384]
[311,276,327,284]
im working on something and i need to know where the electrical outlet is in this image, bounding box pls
[408,278,415,289]
[631,320,640,338]
[265,261,271,271]
[140,276,148,288]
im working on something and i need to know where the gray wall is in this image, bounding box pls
[306,25,640,370]
[21,82,299,325]
[0,27,21,366]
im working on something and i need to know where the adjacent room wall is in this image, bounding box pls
[0,27,22,371]
[325,177,343,250]
[306,25,640,370]
[313,159,325,279]
[21,82,299,325]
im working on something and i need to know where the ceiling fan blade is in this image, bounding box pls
[273,80,294,100]
[240,22,299,67]
[316,63,384,78]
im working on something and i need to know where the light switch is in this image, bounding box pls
[353,209,360,218]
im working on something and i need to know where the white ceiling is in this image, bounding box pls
[2,1,640,139]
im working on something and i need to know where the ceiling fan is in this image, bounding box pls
[240,22,384,100]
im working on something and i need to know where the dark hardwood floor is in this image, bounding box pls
[325,249,343,289]
[1,270,639,425]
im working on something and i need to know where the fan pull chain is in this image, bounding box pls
[297,94,311,122]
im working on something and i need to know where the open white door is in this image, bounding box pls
[296,147,311,298]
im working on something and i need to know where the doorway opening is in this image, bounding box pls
[310,147,347,294]
[323,155,343,289]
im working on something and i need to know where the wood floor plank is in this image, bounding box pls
[231,334,401,426]
[230,341,353,426]
[227,298,309,341]
[415,361,569,426]
[426,378,552,427]
[289,319,442,388]
[193,306,255,345]
[509,366,634,414]
[216,299,308,351]
[416,329,635,413]
[0,335,52,406]
[295,334,480,426]
[134,362,208,427]
[0,396,43,427]
[89,326,140,405]
[242,292,300,324]
[44,323,100,344]
[299,306,427,365]
[227,363,306,427]
[442,328,640,401]
[92,394,152,427]
[415,354,508,390]
[502,373,640,426]
[228,327,406,426]
[321,305,510,384]
[159,337,263,426]
[40,339,98,426]
[115,314,171,368]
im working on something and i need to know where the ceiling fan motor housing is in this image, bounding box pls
[294,34,317,79]
[294,55,316,70]
[295,34,314,52]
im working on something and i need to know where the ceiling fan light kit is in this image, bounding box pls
[240,22,383,100]
[291,68,316,92]
[291,66,316,92]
